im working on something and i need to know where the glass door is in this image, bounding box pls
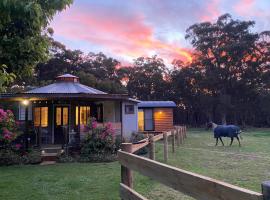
[144,109,154,131]
[34,106,50,145]
[54,106,69,144]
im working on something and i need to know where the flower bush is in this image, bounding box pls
[0,109,38,166]
[80,118,120,162]
[0,109,19,148]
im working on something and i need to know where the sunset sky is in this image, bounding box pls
[50,0,270,65]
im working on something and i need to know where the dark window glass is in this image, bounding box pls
[125,105,134,114]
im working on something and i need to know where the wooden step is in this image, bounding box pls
[41,145,63,154]
[41,153,58,162]
[40,161,56,166]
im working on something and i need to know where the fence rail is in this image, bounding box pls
[118,126,270,200]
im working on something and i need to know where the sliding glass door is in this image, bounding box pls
[144,109,154,131]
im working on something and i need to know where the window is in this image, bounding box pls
[76,106,91,125]
[138,110,144,131]
[55,107,69,126]
[144,109,154,131]
[34,107,48,127]
[125,105,134,114]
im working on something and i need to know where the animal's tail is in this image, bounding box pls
[239,130,243,140]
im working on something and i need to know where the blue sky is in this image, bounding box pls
[50,0,270,64]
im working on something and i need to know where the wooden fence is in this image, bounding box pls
[118,126,270,200]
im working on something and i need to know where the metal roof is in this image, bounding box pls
[56,74,79,78]
[26,82,107,94]
[138,101,176,108]
[0,74,140,103]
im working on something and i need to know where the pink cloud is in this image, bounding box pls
[50,6,192,63]
[200,0,222,21]
[234,0,256,16]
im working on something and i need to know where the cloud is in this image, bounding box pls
[50,0,270,66]
[234,0,256,16]
[50,3,192,64]
[200,0,222,21]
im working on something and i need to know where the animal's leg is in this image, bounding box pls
[219,137,224,146]
[230,137,234,146]
[215,138,218,146]
[236,136,241,147]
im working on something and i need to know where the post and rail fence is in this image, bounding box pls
[118,126,270,200]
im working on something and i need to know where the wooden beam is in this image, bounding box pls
[171,130,175,153]
[176,128,180,146]
[163,132,168,162]
[120,183,148,200]
[118,151,263,200]
[121,143,133,188]
[153,133,163,142]
[148,135,155,160]
[131,140,149,153]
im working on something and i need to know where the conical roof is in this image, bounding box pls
[26,74,107,94]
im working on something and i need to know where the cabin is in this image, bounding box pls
[137,101,176,132]
[0,74,139,147]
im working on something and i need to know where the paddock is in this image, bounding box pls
[0,128,270,200]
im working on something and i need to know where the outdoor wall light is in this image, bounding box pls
[22,99,29,106]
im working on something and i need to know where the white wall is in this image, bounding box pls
[122,101,138,139]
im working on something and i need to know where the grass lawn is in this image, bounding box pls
[1,129,270,200]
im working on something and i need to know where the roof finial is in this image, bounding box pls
[56,74,79,83]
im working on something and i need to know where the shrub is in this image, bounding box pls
[58,154,76,163]
[0,149,21,165]
[0,109,19,148]
[0,148,41,166]
[80,118,119,162]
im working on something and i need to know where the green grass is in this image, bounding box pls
[1,129,270,200]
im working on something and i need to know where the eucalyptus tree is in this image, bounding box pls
[185,14,270,124]
[0,0,73,85]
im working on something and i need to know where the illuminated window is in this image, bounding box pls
[63,107,68,125]
[138,110,144,131]
[76,106,90,125]
[55,107,69,126]
[34,107,48,127]
[56,107,62,126]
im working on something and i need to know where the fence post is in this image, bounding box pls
[184,126,187,138]
[121,143,133,188]
[149,134,155,160]
[180,127,183,144]
[163,132,168,162]
[262,181,270,200]
[176,128,180,147]
[171,130,175,153]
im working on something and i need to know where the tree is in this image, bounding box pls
[0,0,73,85]
[0,65,15,92]
[36,40,126,93]
[122,56,170,100]
[185,14,270,124]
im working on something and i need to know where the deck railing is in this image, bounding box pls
[118,126,270,200]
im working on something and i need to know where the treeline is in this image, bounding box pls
[33,14,270,127]
[1,4,270,127]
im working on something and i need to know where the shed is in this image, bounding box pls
[137,101,176,132]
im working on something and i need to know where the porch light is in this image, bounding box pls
[22,99,29,106]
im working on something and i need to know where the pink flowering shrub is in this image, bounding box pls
[80,118,120,160]
[0,109,18,146]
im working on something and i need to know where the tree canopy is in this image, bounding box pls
[0,0,73,85]
[1,10,270,127]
